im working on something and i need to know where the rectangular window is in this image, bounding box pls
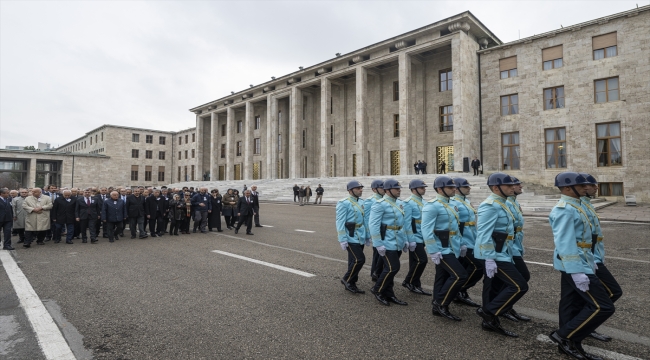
[393,81,399,101]
[542,45,563,70]
[158,151,165,160]
[177,166,181,182]
[593,32,617,60]
[502,132,520,170]
[220,144,226,158]
[545,128,567,168]
[500,94,519,115]
[191,165,195,181]
[101,132,103,141]
[158,166,165,182]
[594,77,619,103]
[303,96,307,120]
[145,166,152,181]
[221,124,226,136]
[178,151,181,159]
[179,137,182,145]
[302,130,306,148]
[236,141,242,156]
[393,115,399,137]
[499,56,517,79]
[146,135,153,144]
[159,136,166,145]
[544,86,565,110]
[184,150,188,159]
[191,149,195,158]
[184,166,187,181]
[192,133,196,142]
[145,150,153,159]
[237,120,243,133]
[330,97,333,114]
[278,111,282,129]
[255,116,261,130]
[596,122,622,167]
[599,182,623,196]
[439,105,453,132]
[254,138,261,154]
[90,137,92,145]
[185,135,188,144]
[278,134,282,153]
[132,134,140,142]
[330,125,334,145]
[132,149,139,158]
[131,165,138,181]
[439,68,452,91]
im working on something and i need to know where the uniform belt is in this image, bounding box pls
[386,225,402,230]
[414,220,422,224]
[596,236,603,242]
[449,231,457,236]
[515,227,522,232]
[506,235,514,240]
[577,242,592,249]
[354,223,363,228]
[463,222,476,226]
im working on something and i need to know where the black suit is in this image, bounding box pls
[126,195,146,237]
[249,191,261,226]
[75,196,100,241]
[52,197,76,243]
[0,197,13,249]
[471,159,481,176]
[95,194,109,237]
[235,196,255,234]
[145,196,167,236]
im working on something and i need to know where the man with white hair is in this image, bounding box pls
[191,187,211,233]
[52,189,77,244]
[12,188,29,244]
[101,191,127,243]
[22,188,53,247]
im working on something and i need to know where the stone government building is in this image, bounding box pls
[1,6,647,201]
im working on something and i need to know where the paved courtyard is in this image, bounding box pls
[1,203,649,359]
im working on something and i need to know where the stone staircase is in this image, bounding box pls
[166,173,616,214]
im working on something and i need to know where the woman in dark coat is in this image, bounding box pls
[222,189,237,230]
[208,189,223,232]
[180,193,192,234]
[231,190,241,226]
[168,194,184,236]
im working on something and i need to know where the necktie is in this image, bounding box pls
[86,198,90,206]
[247,197,250,204]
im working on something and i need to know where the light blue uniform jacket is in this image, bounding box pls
[369,196,410,251]
[548,195,595,274]
[363,193,383,243]
[404,195,425,244]
[422,195,461,257]
[335,196,366,244]
[474,194,515,263]
[581,197,605,264]
[507,196,525,257]
[450,195,477,249]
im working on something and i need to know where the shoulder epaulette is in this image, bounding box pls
[556,200,566,208]
[484,198,494,205]
[338,198,349,203]
[404,198,412,203]
[376,198,386,203]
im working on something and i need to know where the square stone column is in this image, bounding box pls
[196,114,204,179]
[289,86,302,179]
[398,52,412,175]
[244,101,254,180]
[356,66,367,177]
[225,107,234,180]
[320,77,331,177]
[28,159,37,187]
[210,112,218,181]
[266,95,278,179]
[451,30,481,172]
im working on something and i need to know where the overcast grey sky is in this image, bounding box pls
[0,0,644,148]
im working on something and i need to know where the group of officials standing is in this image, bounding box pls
[336,172,620,360]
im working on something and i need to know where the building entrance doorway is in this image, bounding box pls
[390,150,400,175]
[234,164,241,180]
[436,146,453,173]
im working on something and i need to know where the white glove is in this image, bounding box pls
[409,242,416,252]
[430,252,442,265]
[485,259,497,278]
[571,273,590,292]
[340,242,348,251]
[402,243,409,253]
[377,246,386,257]
[364,238,371,246]
[460,245,467,257]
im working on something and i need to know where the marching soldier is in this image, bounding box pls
[580,173,621,343]
[335,180,367,294]
[422,176,467,321]
[449,178,481,307]
[402,179,432,296]
[475,173,528,337]
[369,179,410,306]
[548,172,614,360]
[364,180,385,282]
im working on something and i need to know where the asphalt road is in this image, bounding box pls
[3,202,650,359]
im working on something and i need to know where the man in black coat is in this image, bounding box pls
[95,187,109,238]
[293,184,299,202]
[234,190,256,235]
[75,188,100,243]
[101,191,127,242]
[51,190,77,244]
[471,157,481,176]
[0,188,14,250]
[250,185,262,227]
[126,189,147,239]
[145,189,167,237]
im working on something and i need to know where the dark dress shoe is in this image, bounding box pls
[151,234,157,238]
[45,238,52,242]
[66,241,74,244]
[370,288,390,306]
[388,296,408,306]
[508,309,530,321]
[433,301,461,321]
[549,331,585,359]
[234,228,239,234]
[23,244,31,248]
[193,229,197,233]
[371,273,378,282]
[402,282,414,291]
[588,332,612,342]
[255,225,263,227]
[217,230,223,232]
[246,232,253,235]
[575,343,603,360]
[501,311,519,322]
[341,279,356,293]
[131,236,136,239]
[476,307,495,322]
[482,320,519,338]
[3,246,15,250]
[109,239,114,243]
[411,286,432,296]
[17,239,24,243]
[139,235,148,239]
[91,240,98,244]
[37,242,44,245]
[350,284,365,294]
[82,239,88,243]
[455,291,480,307]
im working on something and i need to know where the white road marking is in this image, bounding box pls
[295,229,315,233]
[528,247,650,264]
[262,225,274,228]
[0,252,76,360]
[524,260,553,267]
[536,334,643,360]
[212,250,316,277]
[600,221,649,225]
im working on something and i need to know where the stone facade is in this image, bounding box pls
[173,127,199,182]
